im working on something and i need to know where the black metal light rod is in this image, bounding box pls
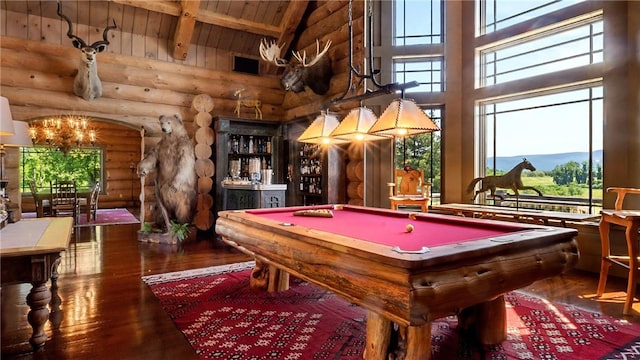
[325,81,419,109]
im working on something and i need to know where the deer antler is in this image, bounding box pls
[259,39,288,67]
[292,39,332,68]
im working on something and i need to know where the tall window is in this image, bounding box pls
[394,57,444,92]
[478,16,603,87]
[476,1,603,213]
[395,107,442,204]
[394,0,443,45]
[389,0,444,205]
[20,147,103,192]
[479,86,602,212]
[478,0,586,35]
[392,0,444,94]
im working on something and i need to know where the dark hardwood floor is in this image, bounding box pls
[1,220,639,359]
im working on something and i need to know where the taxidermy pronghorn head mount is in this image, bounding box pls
[260,38,333,95]
[57,1,117,101]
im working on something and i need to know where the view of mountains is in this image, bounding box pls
[488,150,603,172]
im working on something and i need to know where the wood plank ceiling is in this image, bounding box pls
[1,0,309,60]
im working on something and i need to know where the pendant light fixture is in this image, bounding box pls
[368,98,440,137]
[329,106,385,141]
[297,0,438,144]
[297,111,348,144]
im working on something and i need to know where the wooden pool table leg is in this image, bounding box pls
[458,295,507,345]
[399,323,432,359]
[364,312,392,359]
[249,260,289,292]
[364,311,432,360]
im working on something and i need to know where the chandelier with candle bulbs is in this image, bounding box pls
[29,115,96,154]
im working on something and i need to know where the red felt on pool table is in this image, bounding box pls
[246,206,525,252]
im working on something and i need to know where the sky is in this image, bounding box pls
[395,0,602,157]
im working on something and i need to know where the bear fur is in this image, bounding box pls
[137,114,197,229]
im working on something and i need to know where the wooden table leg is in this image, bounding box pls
[267,265,289,292]
[597,218,612,296]
[26,280,51,350]
[250,260,289,292]
[364,311,392,360]
[36,198,43,218]
[364,311,432,360]
[458,295,507,345]
[623,221,640,315]
[401,323,432,360]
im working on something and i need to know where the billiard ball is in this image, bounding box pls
[408,213,417,220]
[405,224,414,232]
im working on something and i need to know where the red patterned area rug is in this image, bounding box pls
[143,262,640,360]
[22,208,139,227]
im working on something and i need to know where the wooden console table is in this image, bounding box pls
[432,203,599,227]
[0,218,73,350]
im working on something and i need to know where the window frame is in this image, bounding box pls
[473,1,605,213]
[20,146,105,194]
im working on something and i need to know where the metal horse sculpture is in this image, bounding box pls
[466,158,543,200]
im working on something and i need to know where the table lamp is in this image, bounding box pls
[0,121,32,199]
[0,96,15,136]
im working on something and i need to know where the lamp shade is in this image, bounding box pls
[298,112,348,144]
[368,98,440,137]
[0,121,32,147]
[329,107,386,142]
[0,97,15,136]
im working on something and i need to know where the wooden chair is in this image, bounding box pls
[79,182,100,221]
[51,180,78,224]
[29,181,51,217]
[387,165,432,212]
[597,187,640,315]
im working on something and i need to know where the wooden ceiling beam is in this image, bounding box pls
[196,9,281,38]
[112,0,287,59]
[111,0,282,38]
[172,0,200,60]
[110,0,181,16]
[277,0,309,46]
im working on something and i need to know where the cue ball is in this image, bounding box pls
[405,224,414,232]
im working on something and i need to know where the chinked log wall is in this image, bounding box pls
[1,0,363,225]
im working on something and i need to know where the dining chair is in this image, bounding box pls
[596,187,640,315]
[29,181,51,217]
[78,182,100,221]
[51,180,78,223]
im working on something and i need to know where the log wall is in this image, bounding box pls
[0,0,364,228]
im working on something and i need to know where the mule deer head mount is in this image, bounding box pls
[260,38,333,96]
[57,1,117,101]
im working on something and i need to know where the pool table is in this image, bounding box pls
[216,205,578,359]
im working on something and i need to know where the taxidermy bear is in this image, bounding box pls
[137,114,197,229]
